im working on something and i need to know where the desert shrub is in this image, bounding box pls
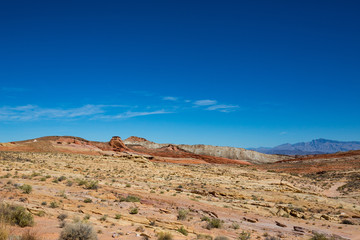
[66,180,73,187]
[309,233,330,240]
[50,201,59,208]
[177,209,188,220]
[231,222,239,229]
[85,181,98,190]
[177,226,188,236]
[0,204,34,227]
[201,216,210,221]
[19,229,40,240]
[238,231,251,240]
[265,237,281,240]
[77,179,87,186]
[57,214,68,221]
[129,207,138,214]
[206,218,222,229]
[58,176,67,182]
[20,184,32,194]
[215,237,229,240]
[157,232,173,240]
[59,222,97,240]
[120,195,140,202]
[84,198,92,203]
[114,214,121,219]
[99,215,107,221]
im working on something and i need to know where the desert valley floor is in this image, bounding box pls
[0,137,359,240]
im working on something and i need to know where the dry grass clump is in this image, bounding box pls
[59,222,97,240]
[19,230,41,240]
[157,232,173,240]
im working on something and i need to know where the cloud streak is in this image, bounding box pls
[162,96,178,101]
[193,99,217,106]
[207,104,239,112]
[102,110,172,119]
[0,104,107,121]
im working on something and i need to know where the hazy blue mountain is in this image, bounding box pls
[250,139,360,155]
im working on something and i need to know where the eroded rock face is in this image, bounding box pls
[124,137,287,164]
[109,136,130,152]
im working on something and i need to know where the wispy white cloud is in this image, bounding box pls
[193,99,217,106]
[207,104,239,112]
[162,96,178,101]
[100,110,171,119]
[0,104,120,121]
[280,131,288,135]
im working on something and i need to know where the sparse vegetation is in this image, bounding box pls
[120,195,140,202]
[177,226,188,236]
[0,203,34,227]
[19,229,41,240]
[129,207,138,214]
[157,232,173,240]
[59,222,98,240]
[238,231,251,240]
[19,184,32,194]
[205,218,222,229]
[215,237,229,240]
[85,181,99,190]
[177,209,188,220]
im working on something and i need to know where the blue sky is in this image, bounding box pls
[1,1,359,148]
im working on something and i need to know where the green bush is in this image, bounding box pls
[77,179,87,186]
[84,198,92,203]
[177,226,188,236]
[50,201,59,208]
[206,218,222,229]
[20,184,32,194]
[120,195,140,202]
[85,181,98,190]
[129,207,138,214]
[157,232,173,240]
[59,222,98,240]
[177,209,188,220]
[0,204,34,227]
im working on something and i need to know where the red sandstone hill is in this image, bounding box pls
[0,136,251,165]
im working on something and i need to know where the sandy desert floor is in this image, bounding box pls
[0,151,359,240]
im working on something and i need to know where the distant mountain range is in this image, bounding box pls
[250,139,360,155]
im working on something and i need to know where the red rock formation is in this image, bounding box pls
[109,136,130,152]
[125,136,151,143]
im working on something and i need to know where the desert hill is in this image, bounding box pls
[0,136,253,165]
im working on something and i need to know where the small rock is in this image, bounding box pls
[243,217,258,223]
[293,226,305,233]
[275,221,287,227]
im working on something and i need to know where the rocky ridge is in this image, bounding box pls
[124,136,287,164]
